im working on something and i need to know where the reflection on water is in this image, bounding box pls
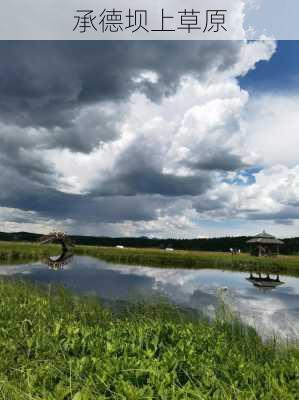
[246,273,285,291]
[1,256,299,341]
[39,231,74,270]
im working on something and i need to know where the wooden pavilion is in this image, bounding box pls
[247,230,284,257]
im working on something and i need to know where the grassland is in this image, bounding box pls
[0,241,59,264]
[1,241,299,276]
[75,245,299,276]
[0,279,298,399]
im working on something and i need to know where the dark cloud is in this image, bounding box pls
[0,166,163,224]
[189,151,247,171]
[0,41,241,151]
[0,125,59,186]
[274,219,294,226]
[46,103,125,153]
[193,197,224,212]
[92,139,213,196]
[0,41,256,228]
[96,167,211,197]
[246,206,299,224]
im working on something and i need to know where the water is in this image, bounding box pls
[1,256,299,341]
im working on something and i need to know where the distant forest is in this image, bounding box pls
[1,231,299,255]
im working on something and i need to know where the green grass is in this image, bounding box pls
[1,241,299,276]
[0,279,298,399]
[75,245,299,277]
[0,241,59,264]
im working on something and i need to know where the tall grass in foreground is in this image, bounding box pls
[0,279,298,399]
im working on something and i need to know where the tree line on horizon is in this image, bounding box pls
[1,231,299,255]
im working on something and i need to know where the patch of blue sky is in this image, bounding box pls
[223,166,263,186]
[240,41,299,93]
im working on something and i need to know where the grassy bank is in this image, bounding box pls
[0,279,298,399]
[1,241,299,275]
[75,245,299,276]
[0,241,58,264]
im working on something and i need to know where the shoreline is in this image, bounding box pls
[1,241,299,276]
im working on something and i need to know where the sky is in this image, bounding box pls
[0,39,299,238]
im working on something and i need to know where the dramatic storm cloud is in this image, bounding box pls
[2,38,299,238]
[0,41,240,130]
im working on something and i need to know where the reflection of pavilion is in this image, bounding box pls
[246,273,285,291]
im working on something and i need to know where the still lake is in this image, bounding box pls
[1,256,299,341]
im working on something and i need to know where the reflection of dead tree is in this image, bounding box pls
[39,231,74,270]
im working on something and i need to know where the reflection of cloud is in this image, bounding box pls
[189,289,220,317]
[103,265,202,293]
[1,257,299,341]
[230,289,299,340]
[0,263,43,275]
[103,263,299,340]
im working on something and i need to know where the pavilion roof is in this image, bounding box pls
[246,230,284,245]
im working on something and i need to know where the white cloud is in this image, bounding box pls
[227,39,276,78]
[3,37,295,237]
[244,94,299,167]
